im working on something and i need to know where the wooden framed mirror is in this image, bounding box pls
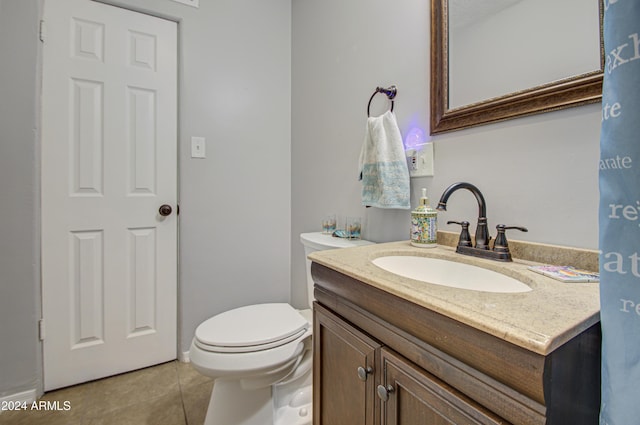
[430,0,604,134]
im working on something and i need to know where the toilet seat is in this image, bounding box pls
[195,303,309,353]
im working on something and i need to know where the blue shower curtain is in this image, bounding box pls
[599,1,640,424]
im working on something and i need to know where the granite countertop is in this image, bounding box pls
[308,240,600,356]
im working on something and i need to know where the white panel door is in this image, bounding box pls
[41,0,178,390]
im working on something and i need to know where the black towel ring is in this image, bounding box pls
[367,85,397,117]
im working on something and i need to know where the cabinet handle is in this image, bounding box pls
[357,366,373,381]
[376,384,394,401]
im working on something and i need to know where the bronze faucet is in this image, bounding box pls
[436,182,527,261]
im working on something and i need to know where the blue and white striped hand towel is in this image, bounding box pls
[358,111,410,209]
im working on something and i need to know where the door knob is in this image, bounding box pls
[376,384,394,401]
[158,204,172,216]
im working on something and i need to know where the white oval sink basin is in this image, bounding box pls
[372,256,531,293]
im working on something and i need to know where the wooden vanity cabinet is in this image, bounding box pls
[311,262,601,425]
[313,304,381,425]
[314,304,508,425]
[379,348,507,425]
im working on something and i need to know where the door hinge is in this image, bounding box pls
[39,20,46,42]
[38,319,45,341]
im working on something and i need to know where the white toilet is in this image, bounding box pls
[189,232,373,425]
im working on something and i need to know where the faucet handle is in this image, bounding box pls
[493,225,528,253]
[447,220,472,247]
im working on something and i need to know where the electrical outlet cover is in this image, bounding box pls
[407,143,434,177]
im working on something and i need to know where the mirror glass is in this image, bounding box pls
[431,0,604,134]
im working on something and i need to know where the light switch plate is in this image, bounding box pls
[191,137,206,158]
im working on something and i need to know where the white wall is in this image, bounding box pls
[0,0,43,399]
[291,0,600,308]
[0,0,291,397]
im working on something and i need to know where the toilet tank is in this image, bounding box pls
[299,232,374,309]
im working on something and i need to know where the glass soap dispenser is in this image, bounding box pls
[411,188,437,248]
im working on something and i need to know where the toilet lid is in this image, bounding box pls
[195,303,309,353]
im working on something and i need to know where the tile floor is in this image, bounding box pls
[0,361,213,425]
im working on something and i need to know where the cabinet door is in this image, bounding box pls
[314,304,382,425]
[379,349,509,425]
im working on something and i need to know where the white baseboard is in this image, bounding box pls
[178,350,190,363]
[0,389,37,415]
